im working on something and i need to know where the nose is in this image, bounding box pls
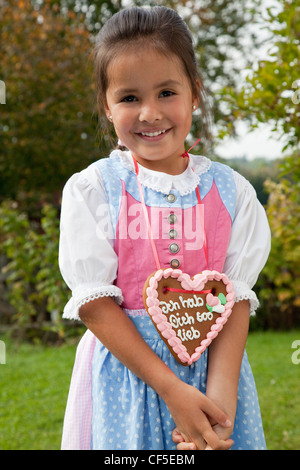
[139,100,161,123]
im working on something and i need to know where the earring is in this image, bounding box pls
[109,115,113,121]
[192,105,197,111]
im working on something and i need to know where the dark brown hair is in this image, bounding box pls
[94,6,211,147]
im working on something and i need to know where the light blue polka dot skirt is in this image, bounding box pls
[91,315,266,450]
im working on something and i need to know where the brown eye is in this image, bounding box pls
[122,95,137,102]
[160,90,174,98]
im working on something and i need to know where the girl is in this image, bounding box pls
[59,6,270,450]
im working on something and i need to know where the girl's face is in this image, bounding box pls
[104,48,199,174]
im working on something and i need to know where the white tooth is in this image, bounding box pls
[141,130,166,137]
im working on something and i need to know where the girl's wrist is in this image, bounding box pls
[153,371,183,404]
[206,382,237,423]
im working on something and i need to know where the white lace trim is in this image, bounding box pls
[110,150,212,196]
[231,279,259,316]
[62,285,123,320]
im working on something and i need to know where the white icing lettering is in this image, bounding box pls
[196,311,213,322]
[177,327,201,342]
[159,294,215,344]
[169,312,195,329]
[159,300,180,314]
[179,295,204,309]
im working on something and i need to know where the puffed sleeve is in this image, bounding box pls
[58,164,123,320]
[223,171,271,315]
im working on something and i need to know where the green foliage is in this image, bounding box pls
[228,0,300,329]
[237,0,300,152]
[0,0,101,202]
[253,156,300,329]
[0,201,70,339]
[170,0,263,150]
[0,0,263,200]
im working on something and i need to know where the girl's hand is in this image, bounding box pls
[172,427,197,450]
[164,380,233,450]
[172,422,234,450]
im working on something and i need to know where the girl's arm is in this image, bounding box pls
[206,299,250,426]
[173,299,250,449]
[79,296,233,450]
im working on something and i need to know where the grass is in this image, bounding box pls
[0,329,299,450]
[246,329,300,450]
[0,339,76,450]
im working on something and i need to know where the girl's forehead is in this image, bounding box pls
[106,47,187,87]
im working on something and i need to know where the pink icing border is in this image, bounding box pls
[145,268,235,365]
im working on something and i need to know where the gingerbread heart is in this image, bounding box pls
[143,268,235,366]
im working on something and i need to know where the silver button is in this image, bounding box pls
[168,213,177,224]
[166,193,176,203]
[168,229,178,239]
[169,243,180,254]
[170,259,180,268]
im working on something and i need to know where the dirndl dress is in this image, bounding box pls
[59,150,270,450]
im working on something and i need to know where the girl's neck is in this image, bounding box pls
[131,152,189,175]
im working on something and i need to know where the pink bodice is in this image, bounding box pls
[114,180,232,309]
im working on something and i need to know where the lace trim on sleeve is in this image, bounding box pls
[232,280,259,316]
[62,285,123,320]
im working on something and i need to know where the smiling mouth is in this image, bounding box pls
[140,129,167,137]
[136,128,172,140]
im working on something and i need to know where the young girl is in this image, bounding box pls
[59,6,270,450]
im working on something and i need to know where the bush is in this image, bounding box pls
[0,201,70,341]
[253,174,300,330]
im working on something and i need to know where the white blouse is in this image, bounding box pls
[59,151,271,320]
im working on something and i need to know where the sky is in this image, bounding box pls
[214,122,286,161]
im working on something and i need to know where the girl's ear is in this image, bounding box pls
[105,109,113,122]
[105,110,112,121]
[192,78,201,110]
[103,98,112,121]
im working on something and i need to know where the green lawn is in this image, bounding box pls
[0,339,76,450]
[246,329,300,450]
[0,330,299,450]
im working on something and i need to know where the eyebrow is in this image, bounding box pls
[113,79,183,98]
[156,79,183,89]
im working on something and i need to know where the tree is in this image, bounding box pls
[236,0,300,328]
[1,0,284,334]
[0,0,264,202]
[171,0,263,146]
[237,0,300,152]
[0,0,100,204]
[41,0,264,151]
[255,176,300,329]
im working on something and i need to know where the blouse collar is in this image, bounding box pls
[111,150,211,196]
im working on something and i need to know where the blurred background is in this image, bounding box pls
[0,0,299,450]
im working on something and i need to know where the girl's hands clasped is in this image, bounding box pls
[164,380,234,450]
